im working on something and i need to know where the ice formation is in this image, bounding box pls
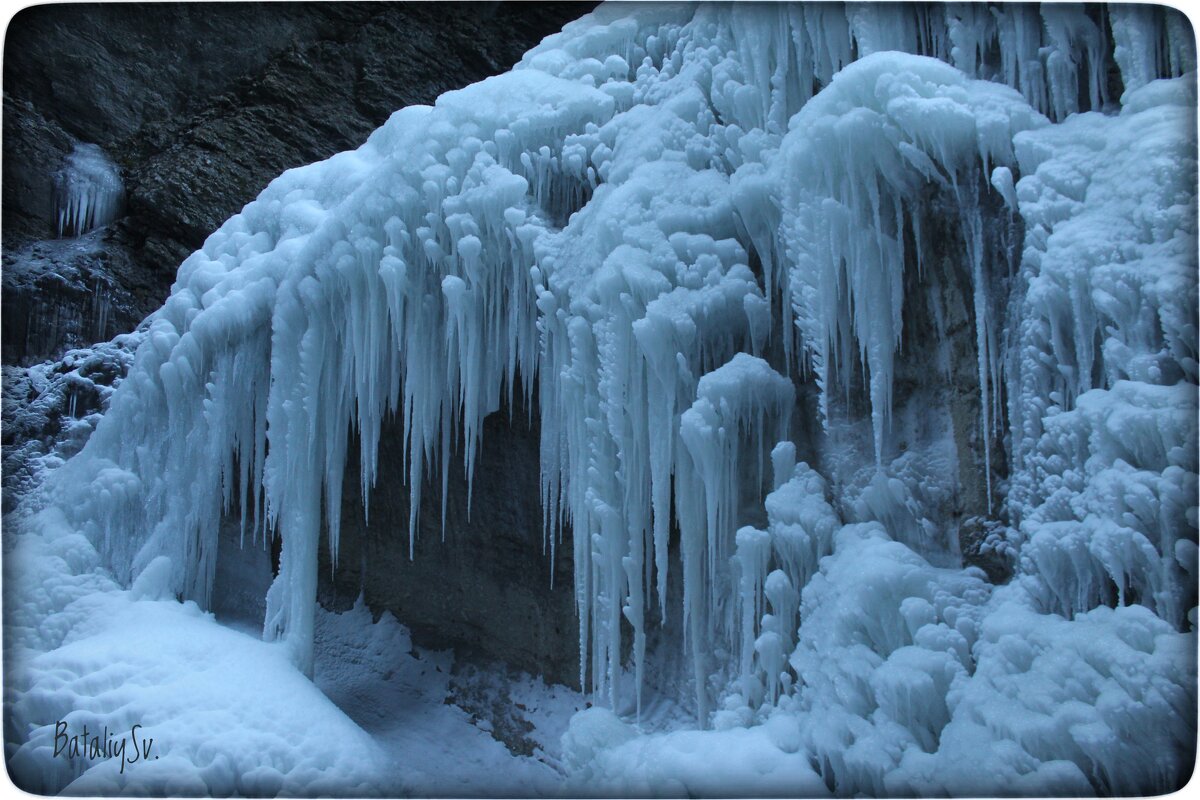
[52,144,124,238]
[9,2,1197,795]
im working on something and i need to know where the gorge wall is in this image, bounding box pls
[2,2,591,365]
[7,5,1195,792]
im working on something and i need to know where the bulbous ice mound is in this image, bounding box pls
[53,143,124,238]
[10,2,1197,796]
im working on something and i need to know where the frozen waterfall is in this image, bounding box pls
[16,2,1197,795]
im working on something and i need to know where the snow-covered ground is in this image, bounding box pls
[313,598,587,796]
[5,505,589,796]
[4,2,1196,796]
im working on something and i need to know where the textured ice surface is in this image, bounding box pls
[5,2,1196,796]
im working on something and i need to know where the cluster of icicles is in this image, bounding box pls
[53,143,124,238]
[48,1,1194,728]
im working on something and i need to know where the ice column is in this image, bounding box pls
[677,353,793,723]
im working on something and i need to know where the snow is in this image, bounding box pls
[4,2,1196,796]
[561,706,830,797]
[5,508,386,796]
[5,506,586,795]
[311,597,585,796]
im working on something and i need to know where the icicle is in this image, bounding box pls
[758,568,798,705]
[734,525,771,706]
[960,187,994,512]
[1111,5,1197,98]
[785,53,1043,464]
[53,143,124,238]
[676,354,793,723]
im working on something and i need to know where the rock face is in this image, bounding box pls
[3,2,591,364]
[314,396,580,689]
[799,178,1017,576]
[896,186,1018,580]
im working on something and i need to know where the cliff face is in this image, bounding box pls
[5,5,1194,792]
[3,2,591,364]
[316,396,579,689]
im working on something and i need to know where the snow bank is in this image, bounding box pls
[561,706,830,797]
[5,508,386,796]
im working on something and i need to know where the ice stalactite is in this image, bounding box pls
[50,70,616,676]
[1110,4,1198,96]
[535,160,775,712]
[946,3,1111,120]
[675,354,793,721]
[765,453,841,602]
[780,52,1043,464]
[53,143,124,238]
[758,568,798,704]
[734,525,772,706]
[727,450,840,716]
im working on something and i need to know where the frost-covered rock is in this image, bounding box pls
[1,334,141,512]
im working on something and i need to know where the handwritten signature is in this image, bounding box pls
[53,722,157,774]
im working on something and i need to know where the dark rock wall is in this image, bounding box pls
[315,396,580,689]
[898,186,1013,519]
[874,180,1017,577]
[3,2,592,364]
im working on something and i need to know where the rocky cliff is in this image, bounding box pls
[3,2,590,364]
